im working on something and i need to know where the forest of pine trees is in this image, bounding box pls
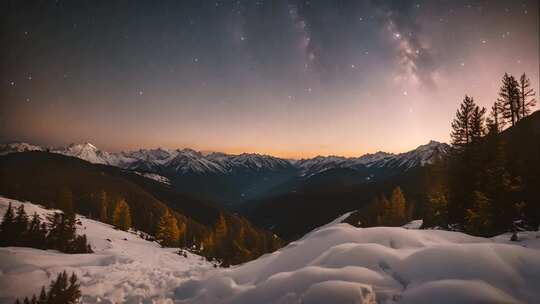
[13,271,81,304]
[0,203,92,253]
[423,72,537,235]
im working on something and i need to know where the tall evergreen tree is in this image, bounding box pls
[112,198,131,231]
[156,209,180,247]
[450,95,476,149]
[389,187,407,225]
[13,205,29,245]
[518,73,536,119]
[37,287,47,304]
[497,73,520,126]
[27,213,46,249]
[486,101,504,135]
[470,105,486,141]
[214,213,228,242]
[376,194,392,225]
[0,202,16,246]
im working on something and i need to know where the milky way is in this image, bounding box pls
[1,0,538,157]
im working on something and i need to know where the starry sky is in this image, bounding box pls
[1,0,538,158]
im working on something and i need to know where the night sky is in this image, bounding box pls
[1,0,538,158]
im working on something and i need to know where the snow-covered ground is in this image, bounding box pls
[176,221,540,304]
[1,197,540,304]
[0,197,213,304]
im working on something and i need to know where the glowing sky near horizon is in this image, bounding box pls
[1,0,538,158]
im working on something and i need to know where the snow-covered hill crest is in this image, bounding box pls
[2,197,539,303]
[175,218,540,304]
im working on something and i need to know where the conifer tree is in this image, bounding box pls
[486,101,504,134]
[465,191,494,236]
[27,213,46,249]
[497,73,520,126]
[37,287,47,304]
[450,95,476,149]
[470,105,486,141]
[389,186,407,225]
[518,73,536,118]
[112,198,131,231]
[156,209,180,247]
[376,194,392,225]
[13,205,29,245]
[0,202,15,246]
[214,213,228,242]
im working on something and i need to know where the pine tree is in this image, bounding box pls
[112,198,131,231]
[450,95,476,149]
[214,213,228,242]
[0,202,15,246]
[27,213,46,248]
[66,273,81,303]
[497,73,520,126]
[470,105,486,141]
[518,73,536,119]
[156,209,180,247]
[13,205,29,245]
[389,186,407,225]
[37,287,47,304]
[486,101,504,135]
[376,194,392,225]
[465,191,494,236]
[99,191,108,223]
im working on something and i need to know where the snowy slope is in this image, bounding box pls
[0,197,213,304]
[2,197,539,303]
[176,218,540,304]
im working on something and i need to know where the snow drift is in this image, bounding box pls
[176,221,540,304]
[1,197,540,303]
[0,197,213,304]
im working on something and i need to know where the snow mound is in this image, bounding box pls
[0,197,213,304]
[176,221,540,303]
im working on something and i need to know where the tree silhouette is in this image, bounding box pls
[156,209,180,247]
[112,198,131,231]
[518,73,536,119]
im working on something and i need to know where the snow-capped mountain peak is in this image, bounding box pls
[0,142,43,155]
[1,140,449,177]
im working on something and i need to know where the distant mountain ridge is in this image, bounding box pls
[0,140,449,205]
[0,140,449,176]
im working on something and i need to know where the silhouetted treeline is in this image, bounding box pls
[0,203,92,253]
[423,72,538,235]
[13,271,81,304]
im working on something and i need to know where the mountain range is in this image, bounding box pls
[0,140,449,205]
